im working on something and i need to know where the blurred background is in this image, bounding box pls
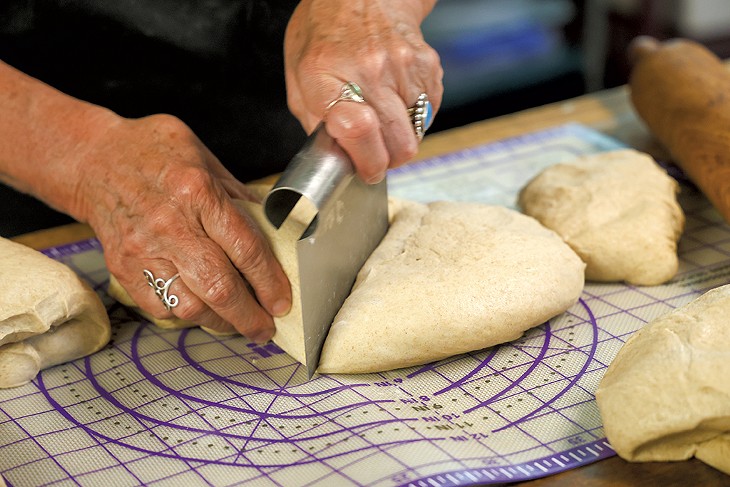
[423,0,730,134]
[2,0,730,236]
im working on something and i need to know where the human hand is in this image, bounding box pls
[284,0,443,184]
[74,113,292,342]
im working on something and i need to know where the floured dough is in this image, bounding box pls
[596,284,730,475]
[0,238,111,388]
[518,149,684,285]
[317,200,585,373]
[108,197,585,375]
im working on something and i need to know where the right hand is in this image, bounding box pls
[284,0,443,184]
[72,113,292,342]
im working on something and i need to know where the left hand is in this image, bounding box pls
[284,0,443,184]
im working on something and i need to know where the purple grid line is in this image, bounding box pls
[36,361,199,485]
[318,375,470,485]
[38,327,218,484]
[398,439,615,487]
[2,248,624,487]
[394,300,607,477]
[404,347,568,470]
[2,331,147,486]
[391,143,604,190]
[5,123,728,485]
[0,400,81,486]
[185,329,426,485]
[404,354,514,465]
[68,316,432,484]
[389,124,623,179]
[95,324,290,481]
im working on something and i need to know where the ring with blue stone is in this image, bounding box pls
[407,93,433,141]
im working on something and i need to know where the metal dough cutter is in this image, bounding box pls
[263,124,389,378]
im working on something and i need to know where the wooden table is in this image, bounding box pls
[11,86,730,486]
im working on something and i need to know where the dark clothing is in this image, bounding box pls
[0,0,306,236]
[1,0,305,180]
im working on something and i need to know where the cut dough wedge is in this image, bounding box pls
[596,284,730,475]
[108,198,585,375]
[316,200,585,373]
[0,238,111,388]
[518,149,684,285]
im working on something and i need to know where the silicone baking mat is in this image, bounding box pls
[2,124,727,487]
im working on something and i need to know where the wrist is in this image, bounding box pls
[56,105,124,224]
[0,60,126,224]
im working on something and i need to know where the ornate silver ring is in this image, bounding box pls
[324,81,366,114]
[143,269,180,310]
[407,93,434,141]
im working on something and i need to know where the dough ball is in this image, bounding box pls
[0,238,111,388]
[518,149,684,285]
[596,284,730,475]
[317,200,585,374]
[106,198,585,376]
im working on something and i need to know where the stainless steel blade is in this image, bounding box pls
[263,124,389,378]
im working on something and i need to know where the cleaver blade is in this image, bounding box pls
[263,124,389,378]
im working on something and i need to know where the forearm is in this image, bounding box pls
[0,60,119,222]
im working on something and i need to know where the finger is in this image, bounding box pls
[407,42,445,114]
[325,101,390,183]
[171,230,278,343]
[125,261,238,336]
[286,79,321,135]
[123,259,179,320]
[368,46,443,167]
[367,86,420,168]
[202,197,293,319]
[165,275,238,336]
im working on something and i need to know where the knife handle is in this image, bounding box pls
[629,36,730,222]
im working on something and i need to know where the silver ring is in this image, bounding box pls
[407,93,433,141]
[324,81,366,114]
[143,269,180,310]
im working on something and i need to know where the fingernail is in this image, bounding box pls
[253,327,275,344]
[367,172,385,184]
[272,298,291,317]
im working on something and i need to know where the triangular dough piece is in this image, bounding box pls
[316,200,585,373]
[596,284,730,475]
[518,149,684,285]
[0,238,111,388]
[107,198,585,375]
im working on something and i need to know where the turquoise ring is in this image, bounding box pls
[408,93,433,141]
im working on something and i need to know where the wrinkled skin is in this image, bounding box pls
[285,0,443,183]
[0,0,443,342]
[78,114,292,342]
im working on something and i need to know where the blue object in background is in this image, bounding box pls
[422,0,581,108]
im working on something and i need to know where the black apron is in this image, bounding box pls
[0,0,305,182]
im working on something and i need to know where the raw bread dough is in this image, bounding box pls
[596,284,730,475]
[518,149,684,285]
[0,238,111,388]
[108,197,585,374]
[317,200,585,373]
